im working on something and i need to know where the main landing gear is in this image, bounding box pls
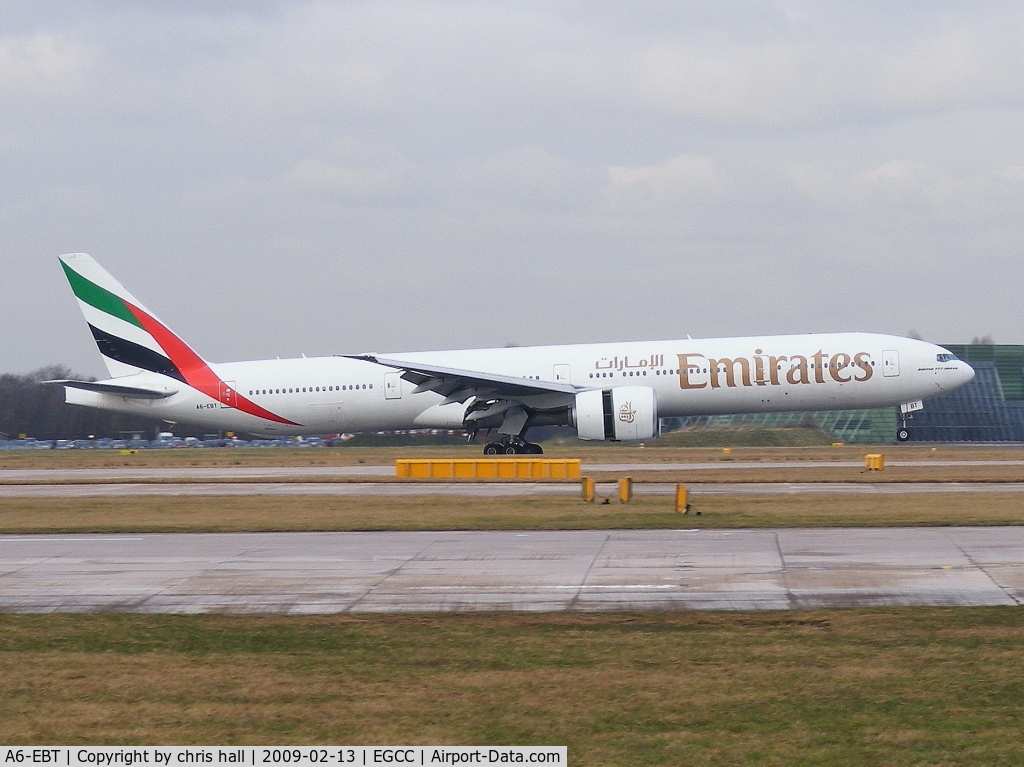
[483,436,543,455]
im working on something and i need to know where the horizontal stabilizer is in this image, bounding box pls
[43,379,177,399]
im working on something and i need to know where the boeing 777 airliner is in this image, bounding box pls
[51,253,974,453]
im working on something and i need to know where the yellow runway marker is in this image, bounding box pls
[395,458,581,480]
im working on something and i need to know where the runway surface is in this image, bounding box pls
[1,527,1021,613]
[590,460,1024,471]
[3,481,1024,497]
[4,459,1024,483]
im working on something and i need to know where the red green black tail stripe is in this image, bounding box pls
[122,301,300,425]
[66,261,299,426]
[88,323,186,383]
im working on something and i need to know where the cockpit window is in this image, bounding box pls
[936,353,958,363]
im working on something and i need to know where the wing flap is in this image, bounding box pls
[345,354,581,398]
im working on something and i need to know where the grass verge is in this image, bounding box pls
[6,444,1024,470]
[1,609,1024,764]
[0,494,1022,533]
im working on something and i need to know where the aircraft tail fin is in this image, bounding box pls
[58,252,208,382]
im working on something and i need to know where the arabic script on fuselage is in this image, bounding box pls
[593,349,875,389]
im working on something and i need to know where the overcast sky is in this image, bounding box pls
[4,1,1024,377]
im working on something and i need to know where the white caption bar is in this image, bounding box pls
[1,748,566,766]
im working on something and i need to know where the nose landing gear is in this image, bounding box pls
[897,401,923,442]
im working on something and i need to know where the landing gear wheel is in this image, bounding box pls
[504,444,520,455]
[483,443,502,455]
[524,442,543,455]
[896,428,910,442]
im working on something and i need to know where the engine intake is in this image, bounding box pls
[574,386,659,441]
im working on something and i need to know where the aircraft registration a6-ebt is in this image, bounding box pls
[52,253,975,454]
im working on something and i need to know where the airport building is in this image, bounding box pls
[901,344,1024,442]
[675,344,1024,444]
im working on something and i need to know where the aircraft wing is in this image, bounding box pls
[43,379,177,399]
[344,354,580,404]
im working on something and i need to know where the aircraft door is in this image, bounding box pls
[219,381,238,408]
[553,364,571,384]
[384,372,402,400]
[882,350,900,377]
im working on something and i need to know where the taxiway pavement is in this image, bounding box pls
[1,527,1021,613]
[5,459,1024,483]
[2,481,1024,497]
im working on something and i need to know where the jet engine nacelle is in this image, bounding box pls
[573,386,660,441]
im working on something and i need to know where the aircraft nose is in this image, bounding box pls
[960,361,976,385]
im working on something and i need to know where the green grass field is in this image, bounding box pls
[5,442,1024,470]
[4,443,1024,760]
[9,443,1024,489]
[0,493,1022,533]
[2,609,1023,764]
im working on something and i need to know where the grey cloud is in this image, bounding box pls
[3,1,1024,376]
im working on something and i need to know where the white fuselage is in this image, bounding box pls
[66,332,975,436]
